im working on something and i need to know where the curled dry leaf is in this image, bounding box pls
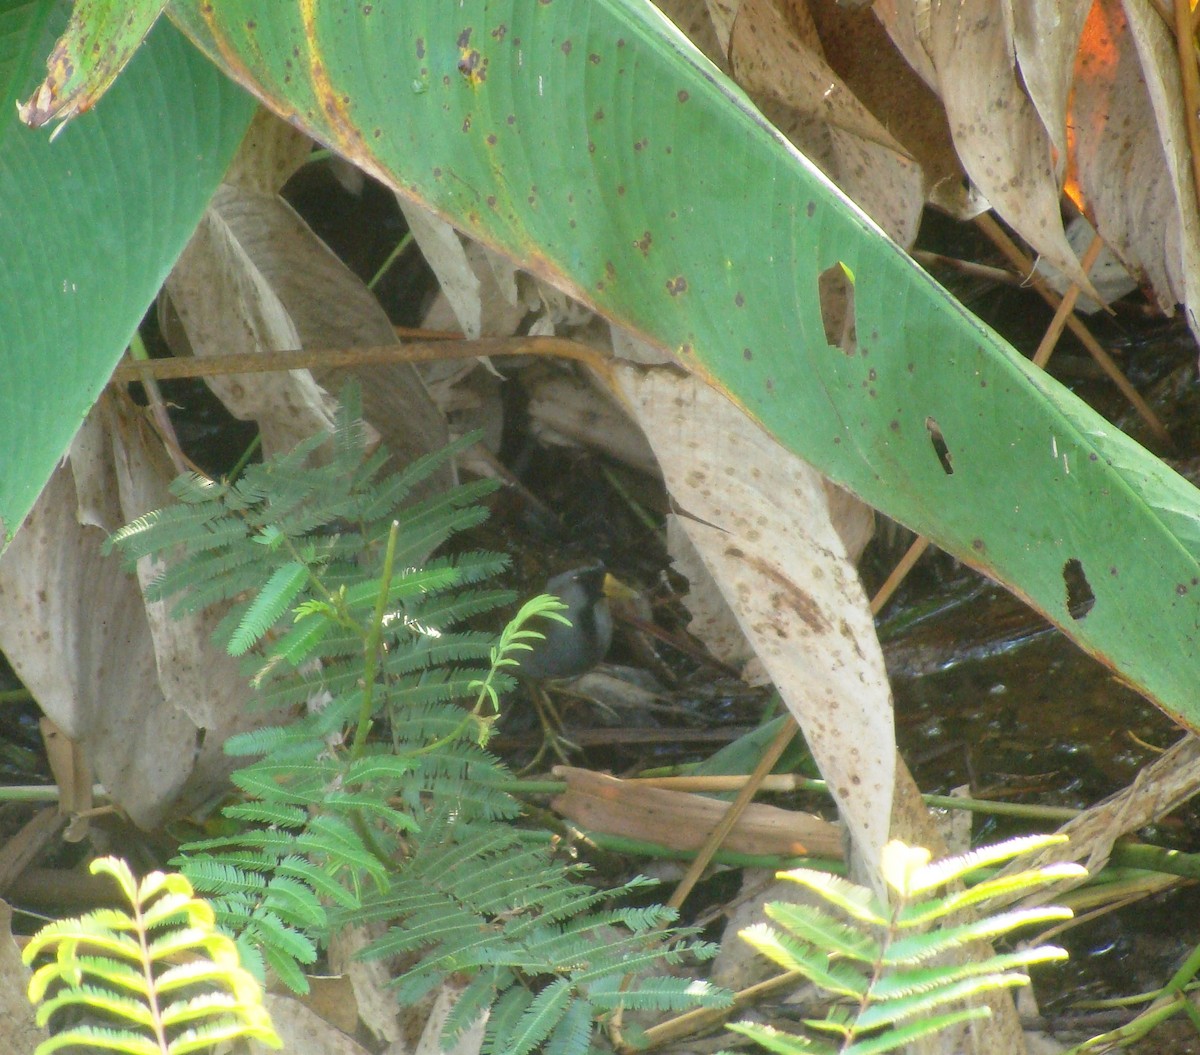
[165,187,341,458]
[924,0,1094,296]
[171,184,448,474]
[0,396,258,827]
[1071,0,1200,333]
[525,364,660,475]
[397,197,533,340]
[616,364,894,869]
[1008,0,1092,170]
[729,0,924,244]
[552,766,843,858]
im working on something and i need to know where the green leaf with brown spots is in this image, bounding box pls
[43,0,1200,731]
[0,1,254,546]
[17,0,167,128]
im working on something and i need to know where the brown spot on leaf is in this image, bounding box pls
[666,275,687,296]
[458,48,487,84]
[457,27,472,47]
[635,231,652,255]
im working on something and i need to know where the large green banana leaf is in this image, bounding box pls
[15,0,1200,733]
[0,1,253,543]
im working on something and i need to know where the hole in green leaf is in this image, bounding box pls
[925,417,953,475]
[1064,558,1095,619]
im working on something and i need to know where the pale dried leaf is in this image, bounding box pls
[873,0,938,89]
[0,393,269,828]
[704,0,740,53]
[712,870,826,990]
[327,924,402,1045]
[39,717,91,839]
[668,515,762,677]
[225,106,314,193]
[249,994,373,1055]
[610,324,674,366]
[525,365,659,475]
[803,0,971,217]
[108,397,281,817]
[730,0,924,244]
[1008,0,1091,169]
[1071,0,1200,339]
[616,365,895,869]
[552,767,843,858]
[0,903,42,1054]
[398,199,528,338]
[927,0,1094,293]
[0,404,199,827]
[655,0,729,68]
[166,189,339,457]
[414,983,487,1055]
[172,185,450,478]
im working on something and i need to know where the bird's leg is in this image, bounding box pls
[520,682,580,772]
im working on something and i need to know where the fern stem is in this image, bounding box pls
[129,877,171,1054]
[352,518,400,760]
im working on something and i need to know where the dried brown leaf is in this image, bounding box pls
[616,364,895,868]
[926,0,1096,294]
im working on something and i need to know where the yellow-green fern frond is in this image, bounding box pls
[24,856,281,1055]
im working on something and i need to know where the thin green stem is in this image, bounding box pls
[368,233,413,290]
[352,519,400,759]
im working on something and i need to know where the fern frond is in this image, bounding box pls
[228,561,310,655]
[23,857,280,1054]
[883,906,1073,966]
[736,836,1076,1055]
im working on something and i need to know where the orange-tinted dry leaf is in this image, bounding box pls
[1009,0,1091,171]
[552,767,844,858]
[926,0,1096,295]
[1070,0,1200,334]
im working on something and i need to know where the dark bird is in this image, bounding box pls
[519,564,613,681]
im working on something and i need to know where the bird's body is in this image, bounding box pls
[518,564,613,681]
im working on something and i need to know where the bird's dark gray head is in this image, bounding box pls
[518,563,613,680]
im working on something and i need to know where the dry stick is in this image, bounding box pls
[109,335,618,390]
[634,969,807,1052]
[665,716,799,912]
[973,213,1172,448]
[869,535,930,616]
[1175,0,1200,227]
[1032,233,1105,369]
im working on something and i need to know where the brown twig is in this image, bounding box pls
[1031,232,1105,369]
[870,535,931,616]
[665,717,799,911]
[109,335,617,390]
[974,213,1171,448]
